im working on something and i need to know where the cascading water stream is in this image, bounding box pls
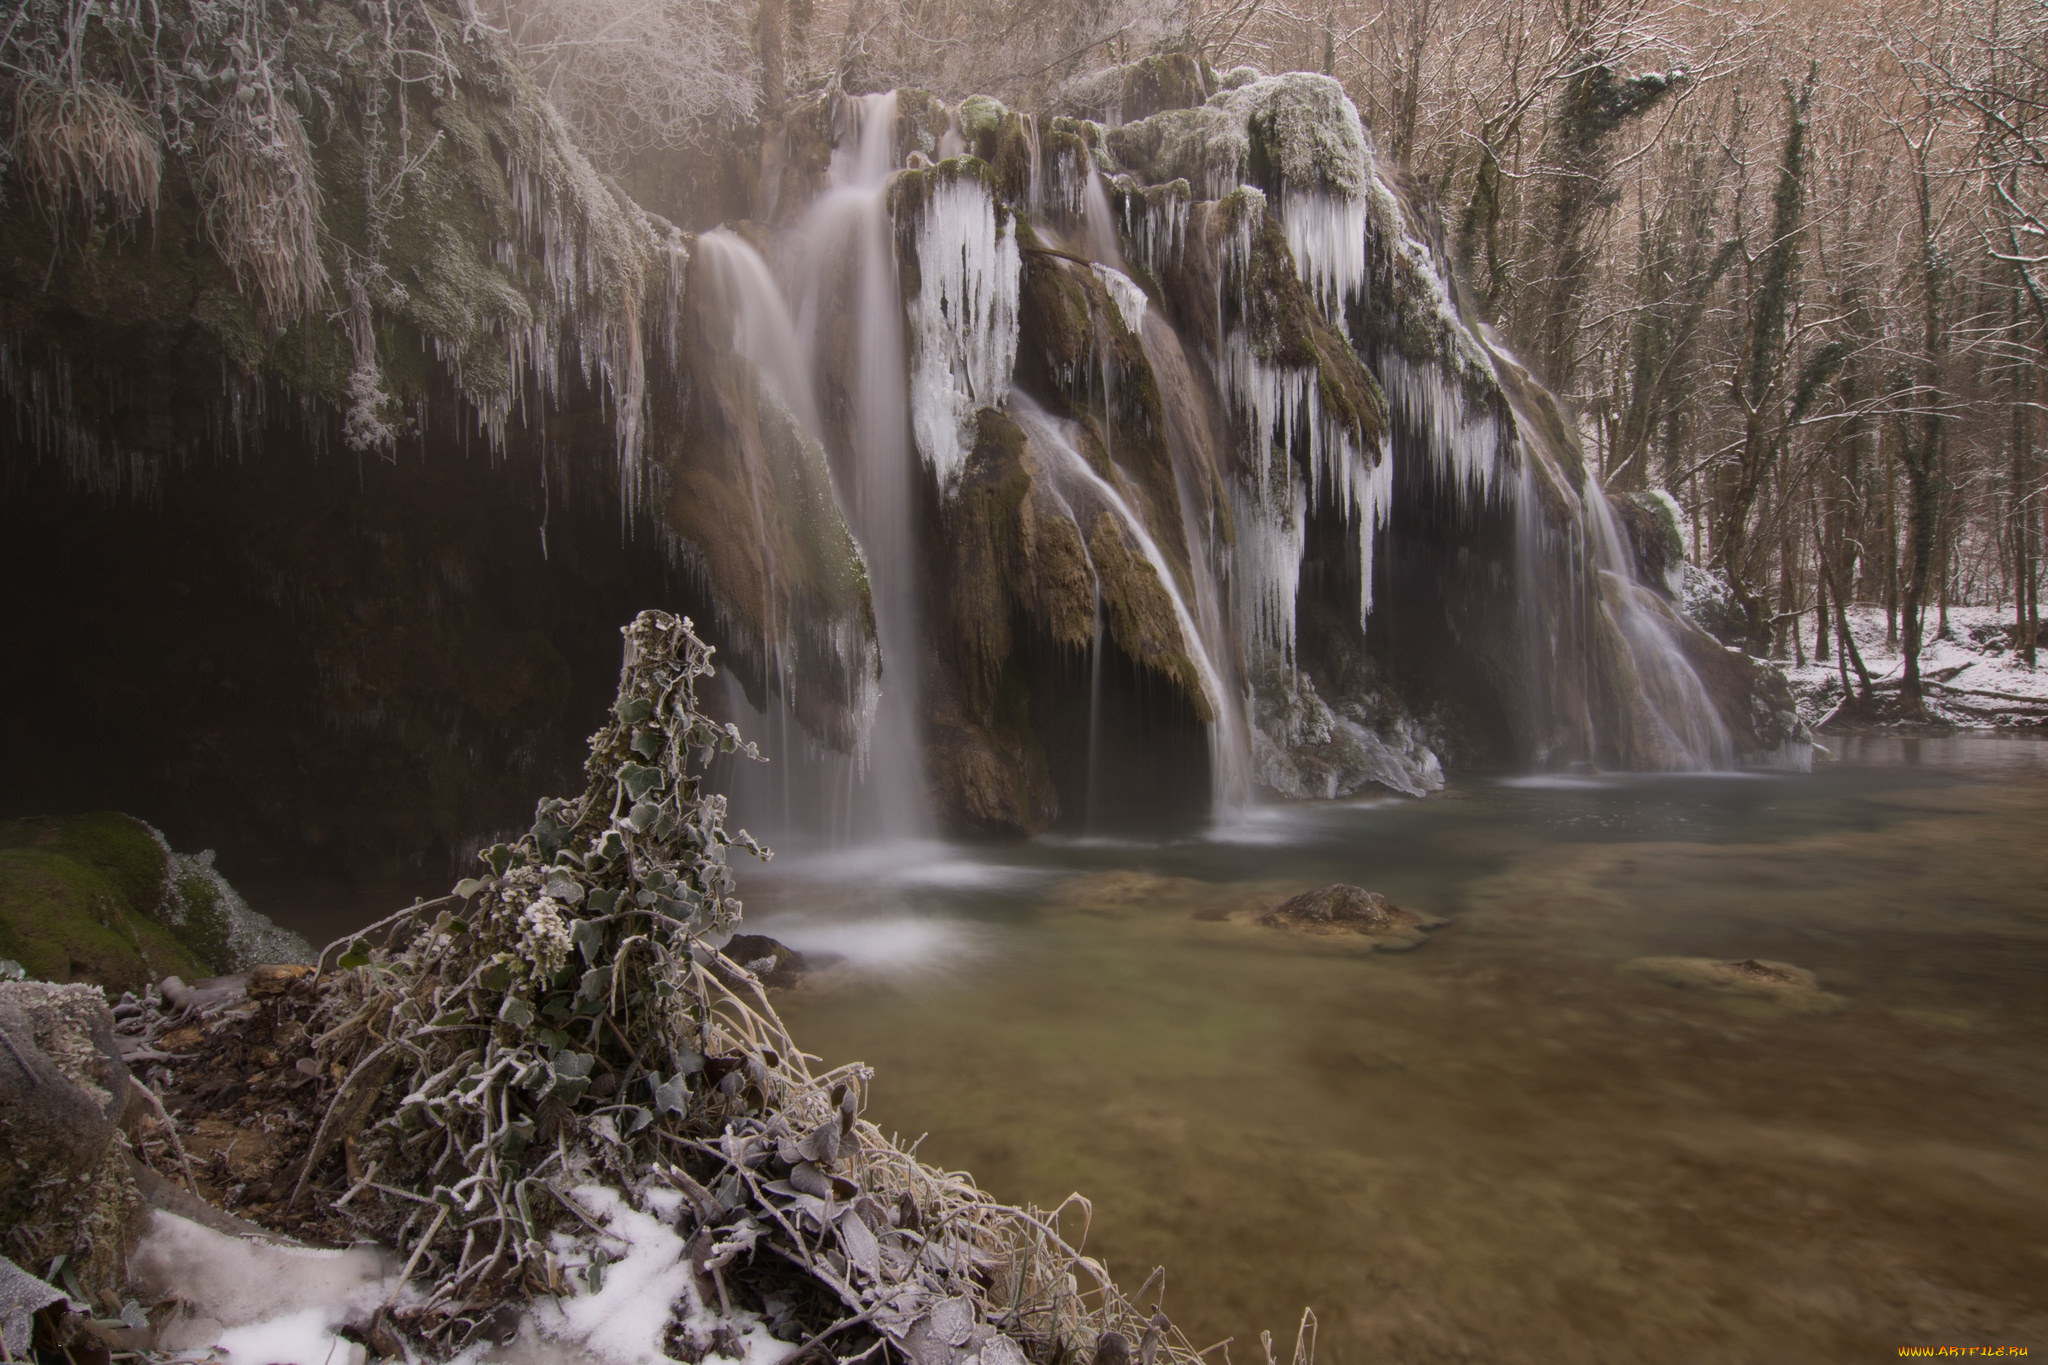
[705,94,933,845]
[1582,476,1737,769]
[1011,394,1254,817]
[790,91,933,842]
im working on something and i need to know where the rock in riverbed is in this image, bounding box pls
[1256,885,1448,950]
[1627,956,1846,1012]
[719,933,840,988]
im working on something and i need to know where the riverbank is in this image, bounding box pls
[1786,605,2048,729]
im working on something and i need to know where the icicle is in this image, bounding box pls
[1116,179,1189,280]
[1377,351,1507,506]
[1228,467,1308,663]
[908,173,1021,493]
[1218,332,1391,640]
[1092,264,1149,334]
[1279,190,1368,327]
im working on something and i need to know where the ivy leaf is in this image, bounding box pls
[499,996,535,1028]
[585,831,624,870]
[574,966,613,1013]
[617,697,653,725]
[624,802,661,834]
[572,919,607,964]
[484,845,514,876]
[337,946,371,970]
[453,878,484,899]
[623,1105,654,1134]
[620,763,664,800]
[585,886,619,915]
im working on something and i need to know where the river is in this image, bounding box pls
[733,737,2048,1362]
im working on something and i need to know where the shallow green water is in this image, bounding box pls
[744,737,2048,1364]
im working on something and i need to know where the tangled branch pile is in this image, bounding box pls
[284,610,1222,1365]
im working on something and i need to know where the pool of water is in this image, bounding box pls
[735,736,2048,1362]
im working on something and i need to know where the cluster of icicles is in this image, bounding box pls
[694,78,1740,831]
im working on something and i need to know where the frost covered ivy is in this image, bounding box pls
[304,610,767,1318]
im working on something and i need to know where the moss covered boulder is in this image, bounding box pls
[0,813,308,990]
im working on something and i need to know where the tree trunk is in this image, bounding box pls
[757,0,787,118]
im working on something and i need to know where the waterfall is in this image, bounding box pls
[1011,394,1255,817]
[1582,478,1738,770]
[705,92,936,844]
[799,92,933,841]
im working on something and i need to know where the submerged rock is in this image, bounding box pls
[1627,956,1846,1013]
[1055,871,1208,912]
[719,933,836,989]
[1257,884,1447,950]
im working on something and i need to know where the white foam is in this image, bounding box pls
[758,914,990,975]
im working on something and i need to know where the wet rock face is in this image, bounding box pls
[1613,492,1687,600]
[1257,884,1447,949]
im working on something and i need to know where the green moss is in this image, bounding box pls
[957,95,1008,143]
[0,812,169,912]
[1085,511,1213,722]
[0,848,208,991]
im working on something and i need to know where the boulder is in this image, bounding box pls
[721,934,825,989]
[0,982,146,1310]
[1256,884,1447,950]
[0,814,312,989]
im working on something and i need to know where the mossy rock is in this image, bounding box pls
[0,848,208,991]
[0,812,169,913]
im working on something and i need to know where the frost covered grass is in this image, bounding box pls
[9,75,160,233]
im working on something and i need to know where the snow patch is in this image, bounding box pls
[131,1211,401,1362]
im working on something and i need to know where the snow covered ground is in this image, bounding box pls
[1781,604,2048,728]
